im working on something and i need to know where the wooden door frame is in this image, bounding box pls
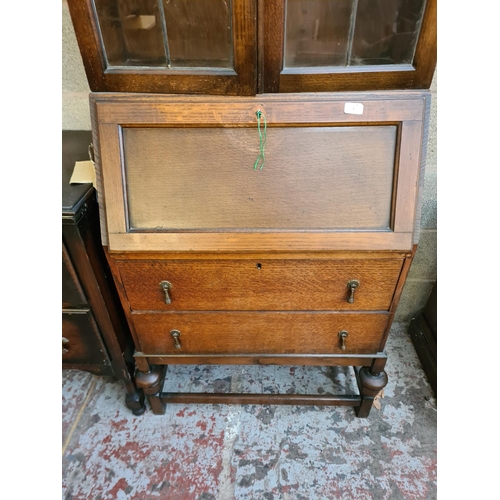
[259,0,436,93]
[67,0,257,95]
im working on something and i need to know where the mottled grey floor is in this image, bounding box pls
[62,322,437,499]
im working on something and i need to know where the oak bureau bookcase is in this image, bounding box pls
[67,0,436,417]
[90,91,430,417]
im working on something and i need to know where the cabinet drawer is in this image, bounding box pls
[116,258,403,312]
[132,312,389,355]
[62,243,88,309]
[62,310,109,366]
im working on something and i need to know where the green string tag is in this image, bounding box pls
[253,110,267,170]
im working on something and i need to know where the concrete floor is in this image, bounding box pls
[62,322,437,499]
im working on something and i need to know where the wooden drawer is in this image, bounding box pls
[131,312,389,355]
[62,310,109,367]
[116,258,403,312]
[62,243,88,309]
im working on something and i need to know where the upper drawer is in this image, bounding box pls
[116,258,403,312]
[92,92,430,251]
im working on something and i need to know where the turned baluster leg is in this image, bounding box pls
[355,361,388,418]
[122,378,146,416]
[135,365,167,415]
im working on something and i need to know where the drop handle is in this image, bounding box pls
[170,329,181,349]
[159,281,172,304]
[338,330,348,351]
[62,337,69,354]
[347,280,360,304]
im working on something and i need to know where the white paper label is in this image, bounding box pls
[344,102,364,115]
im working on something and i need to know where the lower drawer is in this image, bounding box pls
[62,310,109,366]
[132,312,389,355]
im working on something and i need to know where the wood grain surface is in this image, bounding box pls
[108,231,413,253]
[109,251,409,260]
[131,311,389,355]
[123,126,397,231]
[90,91,427,252]
[116,258,403,311]
[138,352,387,367]
[159,393,362,406]
[67,0,257,95]
[62,310,109,366]
[264,0,436,92]
[62,242,88,309]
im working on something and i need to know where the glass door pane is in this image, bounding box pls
[351,0,427,65]
[93,0,167,67]
[284,0,427,68]
[162,0,233,69]
[93,0,234,70]
[284,0,353,67]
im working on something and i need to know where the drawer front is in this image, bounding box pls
[62,311,109,366]
[132,312,389,355]
[62,243,88,309]
[117,259,403,312]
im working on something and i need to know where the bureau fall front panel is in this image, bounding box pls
[123,126,396,231]
[131,312,389,355]
[94,93,426,252]
[116,258,404,312]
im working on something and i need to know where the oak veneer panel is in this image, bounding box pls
[116,258,404,311]
[108,231,413,253]
[91,92,427,252]
[140,352,386,367]
[99,124,127,235]
[110,251,409,260]
[123,126,397,231]
[393,120,423,233]
[132,312,389,355]
[93,93,425,124]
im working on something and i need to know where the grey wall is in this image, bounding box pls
[62,1,437,324]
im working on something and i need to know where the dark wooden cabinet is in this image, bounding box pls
[67,0,435,94]
[409,282,436,395]
[62,131,145,415]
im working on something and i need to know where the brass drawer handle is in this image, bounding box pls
[347,280,359,304]
[62,337,69,354]
[338,330,348,351]
[170,329,181,349]
[160,280,172,304]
